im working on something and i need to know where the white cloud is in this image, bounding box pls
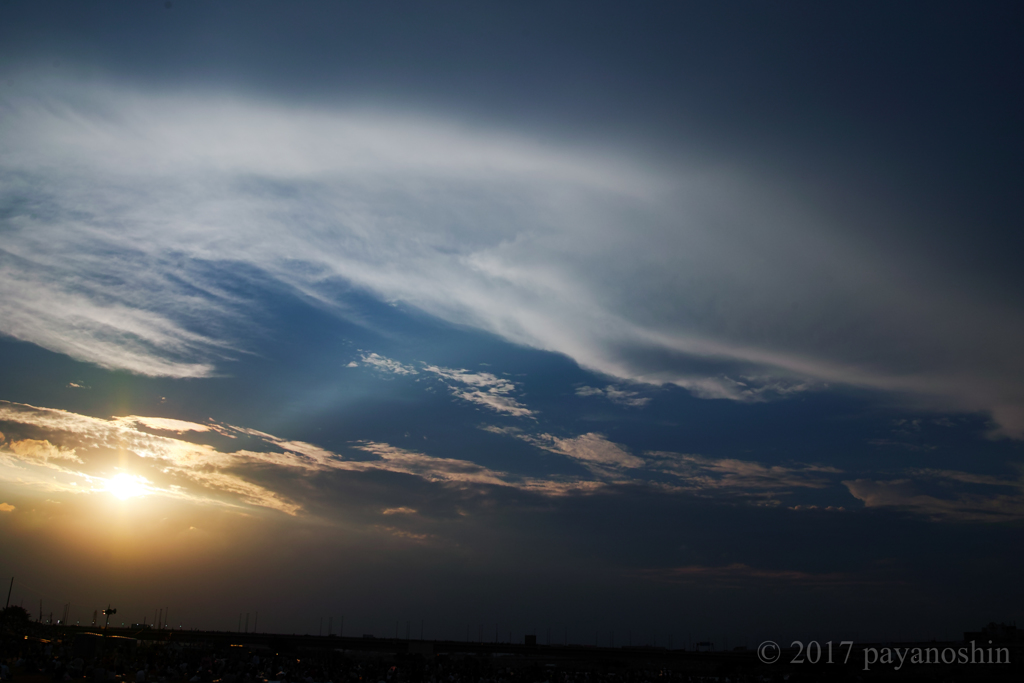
[359,353,419,376]
[575,385,650,407]
[354,354,534,416]
[0,253,223,378]
[2,79,1023,434]
[422,365,533,417]
[536,432,645,470]
[113,416,211,434]
[7,438,82,463]
[604,387,650,407]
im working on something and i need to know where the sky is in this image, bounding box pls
[0,0,1022,646]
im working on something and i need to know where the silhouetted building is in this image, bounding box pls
[964,622,1023,643]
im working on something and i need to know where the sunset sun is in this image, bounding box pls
[104,473,150,500]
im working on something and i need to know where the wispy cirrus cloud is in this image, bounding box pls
[3,400,1021,528]
[348,440,513,487]
[648,452,840,494]
[525,431,645,474]
[421,365,533,417]
[486,425,841,496]
[0,402,302,514]
[0,398,845,527]
[6,437,82,464]
[575,385,650,408]
[0,401,580,519]
[347,441,602,497]
[357,352,419,376]
[354,352,534,416]
[381,506,417,515]
[0,242,230,378]
[112,416,212,434]
[844,469,1024,522]
[3,79,1022,434]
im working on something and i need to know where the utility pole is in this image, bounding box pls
[4,577,11,609]
[254,611,258,632]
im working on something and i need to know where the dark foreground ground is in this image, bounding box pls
[2,621,1022,683]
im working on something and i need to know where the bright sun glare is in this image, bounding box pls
[105,473,150,500]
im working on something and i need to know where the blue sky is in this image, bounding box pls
[0,1,1022,644]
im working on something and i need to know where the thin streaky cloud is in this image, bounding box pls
[421,365,533,417]
[355,352,534,416]
[575,385,650,407]
[358,352,419,376]
[3,401,1021,524]
[647,451,840,492]
[2,80,1022,433]
[844,478,1024,522]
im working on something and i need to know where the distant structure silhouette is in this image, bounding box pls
[964,622,1023,644]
